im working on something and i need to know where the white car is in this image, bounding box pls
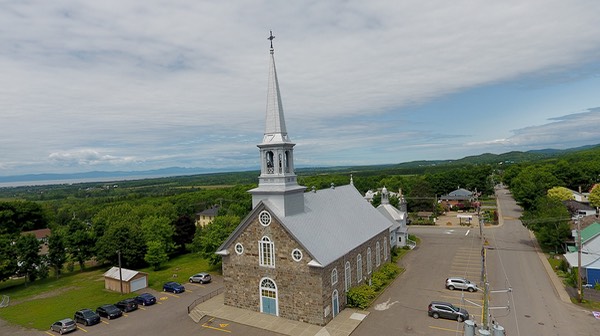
[445,277,477,292]
[189,272,212,284]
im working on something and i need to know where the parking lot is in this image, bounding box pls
[353,227,484,335]
[29,275,283,336]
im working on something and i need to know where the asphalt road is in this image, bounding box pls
[353,187,598,336]
[486,187,596,335]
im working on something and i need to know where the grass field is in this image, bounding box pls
[0,253,218,330]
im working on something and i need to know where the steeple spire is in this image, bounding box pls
[262,30,289,145]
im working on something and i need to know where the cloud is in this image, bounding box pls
[1,1,600,175]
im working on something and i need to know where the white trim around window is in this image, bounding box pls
[259,236,275,267]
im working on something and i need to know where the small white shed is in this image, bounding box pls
[103,267,148,293]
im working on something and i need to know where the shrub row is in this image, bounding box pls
[347,262,402,309]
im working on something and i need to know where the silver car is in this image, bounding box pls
[189,272,212,284]
[445,277,477,292]
[50,318,77,334]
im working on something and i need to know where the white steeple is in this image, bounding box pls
[249,31,306,217]
[381,186,390,204]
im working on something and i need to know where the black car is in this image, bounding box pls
[134,292,157,306]
[96,304,123,319]
[115,298,138,312]
[163,281,185,294]
[73,308,101,326]
[427,301,469,322]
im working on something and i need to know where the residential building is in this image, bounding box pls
[195,206,220,227]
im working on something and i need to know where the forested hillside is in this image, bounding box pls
[1,143,599,283]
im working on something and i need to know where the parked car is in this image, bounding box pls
[445,277,477,292]
[428,301,469,322]
[163,281,185,293]
[115,298,138,312]
[134,292,157,306]
[189,272,212,284]
[96,304,123,319]
[50,318,77,334]
[74,308,101,326]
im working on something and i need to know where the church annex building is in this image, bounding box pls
[216,34,394,326]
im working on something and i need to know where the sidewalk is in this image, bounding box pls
[189,293,369,336]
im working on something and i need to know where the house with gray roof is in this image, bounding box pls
[215,36,391,326]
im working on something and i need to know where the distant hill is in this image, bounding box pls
[1,144,598,186]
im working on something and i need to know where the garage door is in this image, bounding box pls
[130,276,147,292]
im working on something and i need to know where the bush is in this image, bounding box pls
[347,262,402,308]
[347,285,376,309]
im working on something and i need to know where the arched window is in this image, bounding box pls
[384,239,388,261]
[259,236,275,267]
[376,242,381,267]
[367,247,372,274]
[331,268,338,285]
[284,151,291,173]
[265,151,274,174]
[344,261,351,292]
[357,254,363,283]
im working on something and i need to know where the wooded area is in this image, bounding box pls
[1,144,599,284]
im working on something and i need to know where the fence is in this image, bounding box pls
[187,287,223,314]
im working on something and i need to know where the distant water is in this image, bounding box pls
[0,175,169,188]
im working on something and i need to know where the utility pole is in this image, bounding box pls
[577,215,583,303]
[118,250,123,295]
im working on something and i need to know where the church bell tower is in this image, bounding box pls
[249,31,306,216]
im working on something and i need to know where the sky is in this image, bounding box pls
[1,1,600,176]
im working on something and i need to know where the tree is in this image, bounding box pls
[47,230,67,277]
[510,166,560,210]
[590,184,600,208]
[16,233,42,283]
[96,222,146,268]
[141,215,175,256]
[522,196,571,253]
[0,233,18,282]
[66,219,95,270]
[547,187,574,201]
[144,240,168,270]
[172,215,196,254]
[194,215,239,265]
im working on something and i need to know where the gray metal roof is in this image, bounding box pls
[103,267,145,281]
[281,184,391,267]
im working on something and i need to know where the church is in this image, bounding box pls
[216,34,392,326]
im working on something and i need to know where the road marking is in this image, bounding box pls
[429,325,464,334]
[44,332,54,335]
[374,298,399,311]
[138,307,146,310]
[465,230,470,236]
[77,326,88,332]
[101,320,109,324]
[163,292,180,298]
[159,296,169,301]
[201,317,231,333]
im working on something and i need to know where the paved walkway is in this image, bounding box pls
[189,294,368,336]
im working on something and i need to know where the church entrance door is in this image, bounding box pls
[260,278,278,316]
[332,289,339,317]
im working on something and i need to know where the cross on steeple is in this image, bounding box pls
[268,30,275,49]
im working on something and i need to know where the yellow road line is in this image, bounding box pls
[77,326,88,332]
[201,317,231,333]
[429,325,464,334]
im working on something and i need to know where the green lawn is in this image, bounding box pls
[0,253,218,330]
